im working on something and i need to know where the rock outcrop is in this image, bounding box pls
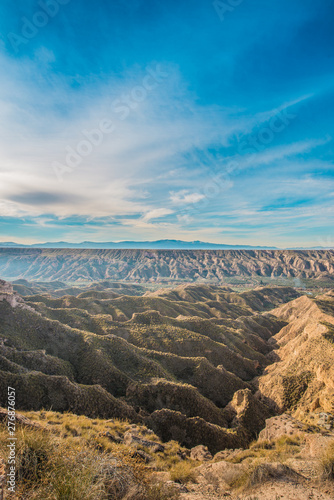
[0,279,35,311]
[258,414,306,441]
[225,388,273,439]
[146,409,244,454]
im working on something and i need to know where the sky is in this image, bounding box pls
[0,0,334,247]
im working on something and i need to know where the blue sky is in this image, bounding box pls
[0,0,333,247]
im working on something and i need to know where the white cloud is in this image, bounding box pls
[0,49,330,248]
[142,208,173,222]
[170,190,205,205]
[0,53,239,221]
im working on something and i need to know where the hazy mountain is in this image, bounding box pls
[0,241,25,247]
[1,240,332,250]
[0,239,278,249]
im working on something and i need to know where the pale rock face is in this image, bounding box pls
[190,445,212,461]
[0,279,35,311]
[0,279,14,294]
[258,414,305,441]
[302,433,334,458]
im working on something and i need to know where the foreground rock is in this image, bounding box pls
[225,388,272,439]
[180,446,334,500]
[190,445,212,461]
[146,409,244,454]
[123,430,165,452]
[258,413,307,441]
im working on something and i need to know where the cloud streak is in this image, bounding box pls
[0,0,333,246]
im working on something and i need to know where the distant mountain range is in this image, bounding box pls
[0,239,332,250]
[0,240,280,250]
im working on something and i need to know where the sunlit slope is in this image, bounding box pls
[258,290,334,418]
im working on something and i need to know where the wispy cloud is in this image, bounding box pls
[0,0,333,246]
[170,190,205,205]
[142,208,173,222]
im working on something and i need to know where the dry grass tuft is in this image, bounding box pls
[0,414,182,499]
[320,441,334,481]
[247,463,294,487]
[170,461,197,484]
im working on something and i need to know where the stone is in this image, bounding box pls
[123,431,165,452]
[190,445,213,461]
[258,414,305,441]
[132,450,152,463]
[318,412,334,430]
[302,433,334,459]
[101,431,123,443]
[213,448,242,461]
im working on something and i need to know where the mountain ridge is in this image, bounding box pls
[0,239,278,249]
[0,239,332,250]
[0,248,333,282]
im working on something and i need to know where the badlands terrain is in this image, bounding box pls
[0,248,334,283]
[0,275,334,498]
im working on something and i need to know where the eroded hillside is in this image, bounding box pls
[258,290,334,419]
[2,277,334,499]
[1,278,334,454]
[0,248,334,282]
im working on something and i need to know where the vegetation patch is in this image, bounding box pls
[0,410,189,499]
[322,322,334,344]
[320,441,334,481]
[282,372,313,410]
